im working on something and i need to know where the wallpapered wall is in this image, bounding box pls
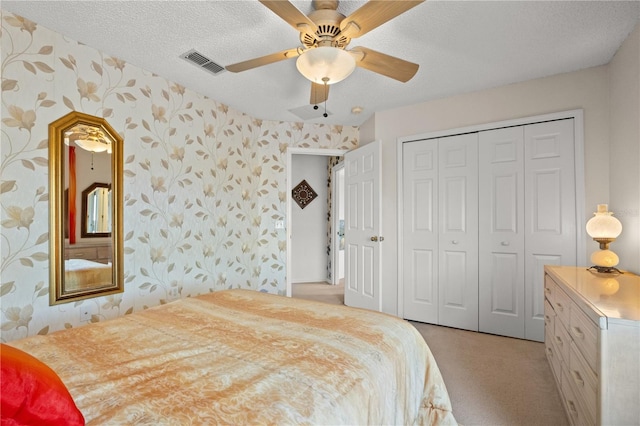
[0,11,358,342]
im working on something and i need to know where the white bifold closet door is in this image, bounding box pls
[402,118,577,341]
[438,134,478,330]
[478,119,576,341]
[402,138,438,324]
[478,126,526,338]
[402,134,478,330]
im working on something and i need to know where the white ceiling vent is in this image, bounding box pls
[180,49,226,76]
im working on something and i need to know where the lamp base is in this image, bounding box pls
[587,265,623,274]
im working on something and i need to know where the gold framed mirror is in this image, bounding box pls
[49,111,123,305]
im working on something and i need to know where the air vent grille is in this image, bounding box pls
[180,49,226,76]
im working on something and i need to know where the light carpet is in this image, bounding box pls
[292,282,568,426]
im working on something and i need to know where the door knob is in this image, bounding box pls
[371,236,378,242]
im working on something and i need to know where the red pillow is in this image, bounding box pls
[1,343,84,426]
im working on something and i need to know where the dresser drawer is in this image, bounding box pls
[552,319,571,365]
[65,247,98,260]
[544,299,555,332]
[544,275,557,308]
[561,367,595,426]
[545,329,562,383]
[568,341,597,422]
[96,246,112,262]
[569,304,598,373]
[553,284,572,328]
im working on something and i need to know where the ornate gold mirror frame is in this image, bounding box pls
[49,111,123,304]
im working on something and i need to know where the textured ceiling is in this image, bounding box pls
[2,1,639,126]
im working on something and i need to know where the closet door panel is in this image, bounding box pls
[442,250,468,305]
[489,252,520,314]
[479,127,525,338]
[524,119,576,341]
[439,134,478,331]
[402,140,439,323]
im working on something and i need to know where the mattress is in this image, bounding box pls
[8,289,457,425]
[64,259,112,290]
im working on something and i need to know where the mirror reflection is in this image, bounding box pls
[49,111,123,304]
[81,182,112,237]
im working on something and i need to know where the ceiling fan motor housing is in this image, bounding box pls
[303,8,350,49]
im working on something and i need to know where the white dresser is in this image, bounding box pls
[544,265,640,425]
[65,242,112,264]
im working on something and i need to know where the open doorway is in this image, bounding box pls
[331,162,345,286]
[286,148,347,301]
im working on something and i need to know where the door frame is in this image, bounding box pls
[396,109,586,318]
[286,147,349,297]
[331,161,345,285]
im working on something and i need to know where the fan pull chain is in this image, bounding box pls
[323,77,329,118]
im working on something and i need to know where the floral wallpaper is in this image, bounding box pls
[0,11,358,343]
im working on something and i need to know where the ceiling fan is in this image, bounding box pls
[64,125,112,153]
[225,0,424,108]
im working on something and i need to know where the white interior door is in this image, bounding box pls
[524,119,576,341]
[479,126,526,338]
[344,141,382,311]
[402,139,439,323]
[438,134,479,331]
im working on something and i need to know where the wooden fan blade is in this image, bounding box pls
[340,0,424,39]
[226,48,301,73]
[350,46,419,82]
[310,82,330,105]
[259,0,318,35]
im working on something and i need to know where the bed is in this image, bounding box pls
[3,289,457,425]
[64,258,112,290]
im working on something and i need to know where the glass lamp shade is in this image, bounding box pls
[586,204,622,239]
[296,47,356,85]
[590,249,619,268]
[64,132,110,153]
[75,138,109,153]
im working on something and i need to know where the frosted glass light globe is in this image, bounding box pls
[296,47,356,85]
[586,204,622,239]
[590,249,619,268]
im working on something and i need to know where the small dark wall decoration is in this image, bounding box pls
[292,179,318,209]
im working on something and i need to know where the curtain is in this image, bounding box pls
[68,146,76,244]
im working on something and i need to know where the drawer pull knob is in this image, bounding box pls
[556,302,564,311]
[546,347,553,357]
[554,336,563,347]
[544,287,551,294]
[571,370,584,387]
[571,326,584,339]
[567,400,579,416]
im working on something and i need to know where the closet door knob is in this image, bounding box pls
[452,240,459,245]
[370,236,378,242]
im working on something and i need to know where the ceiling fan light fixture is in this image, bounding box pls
[296,46,356,85]
[75,138,110,153]
[64,126,111,153]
